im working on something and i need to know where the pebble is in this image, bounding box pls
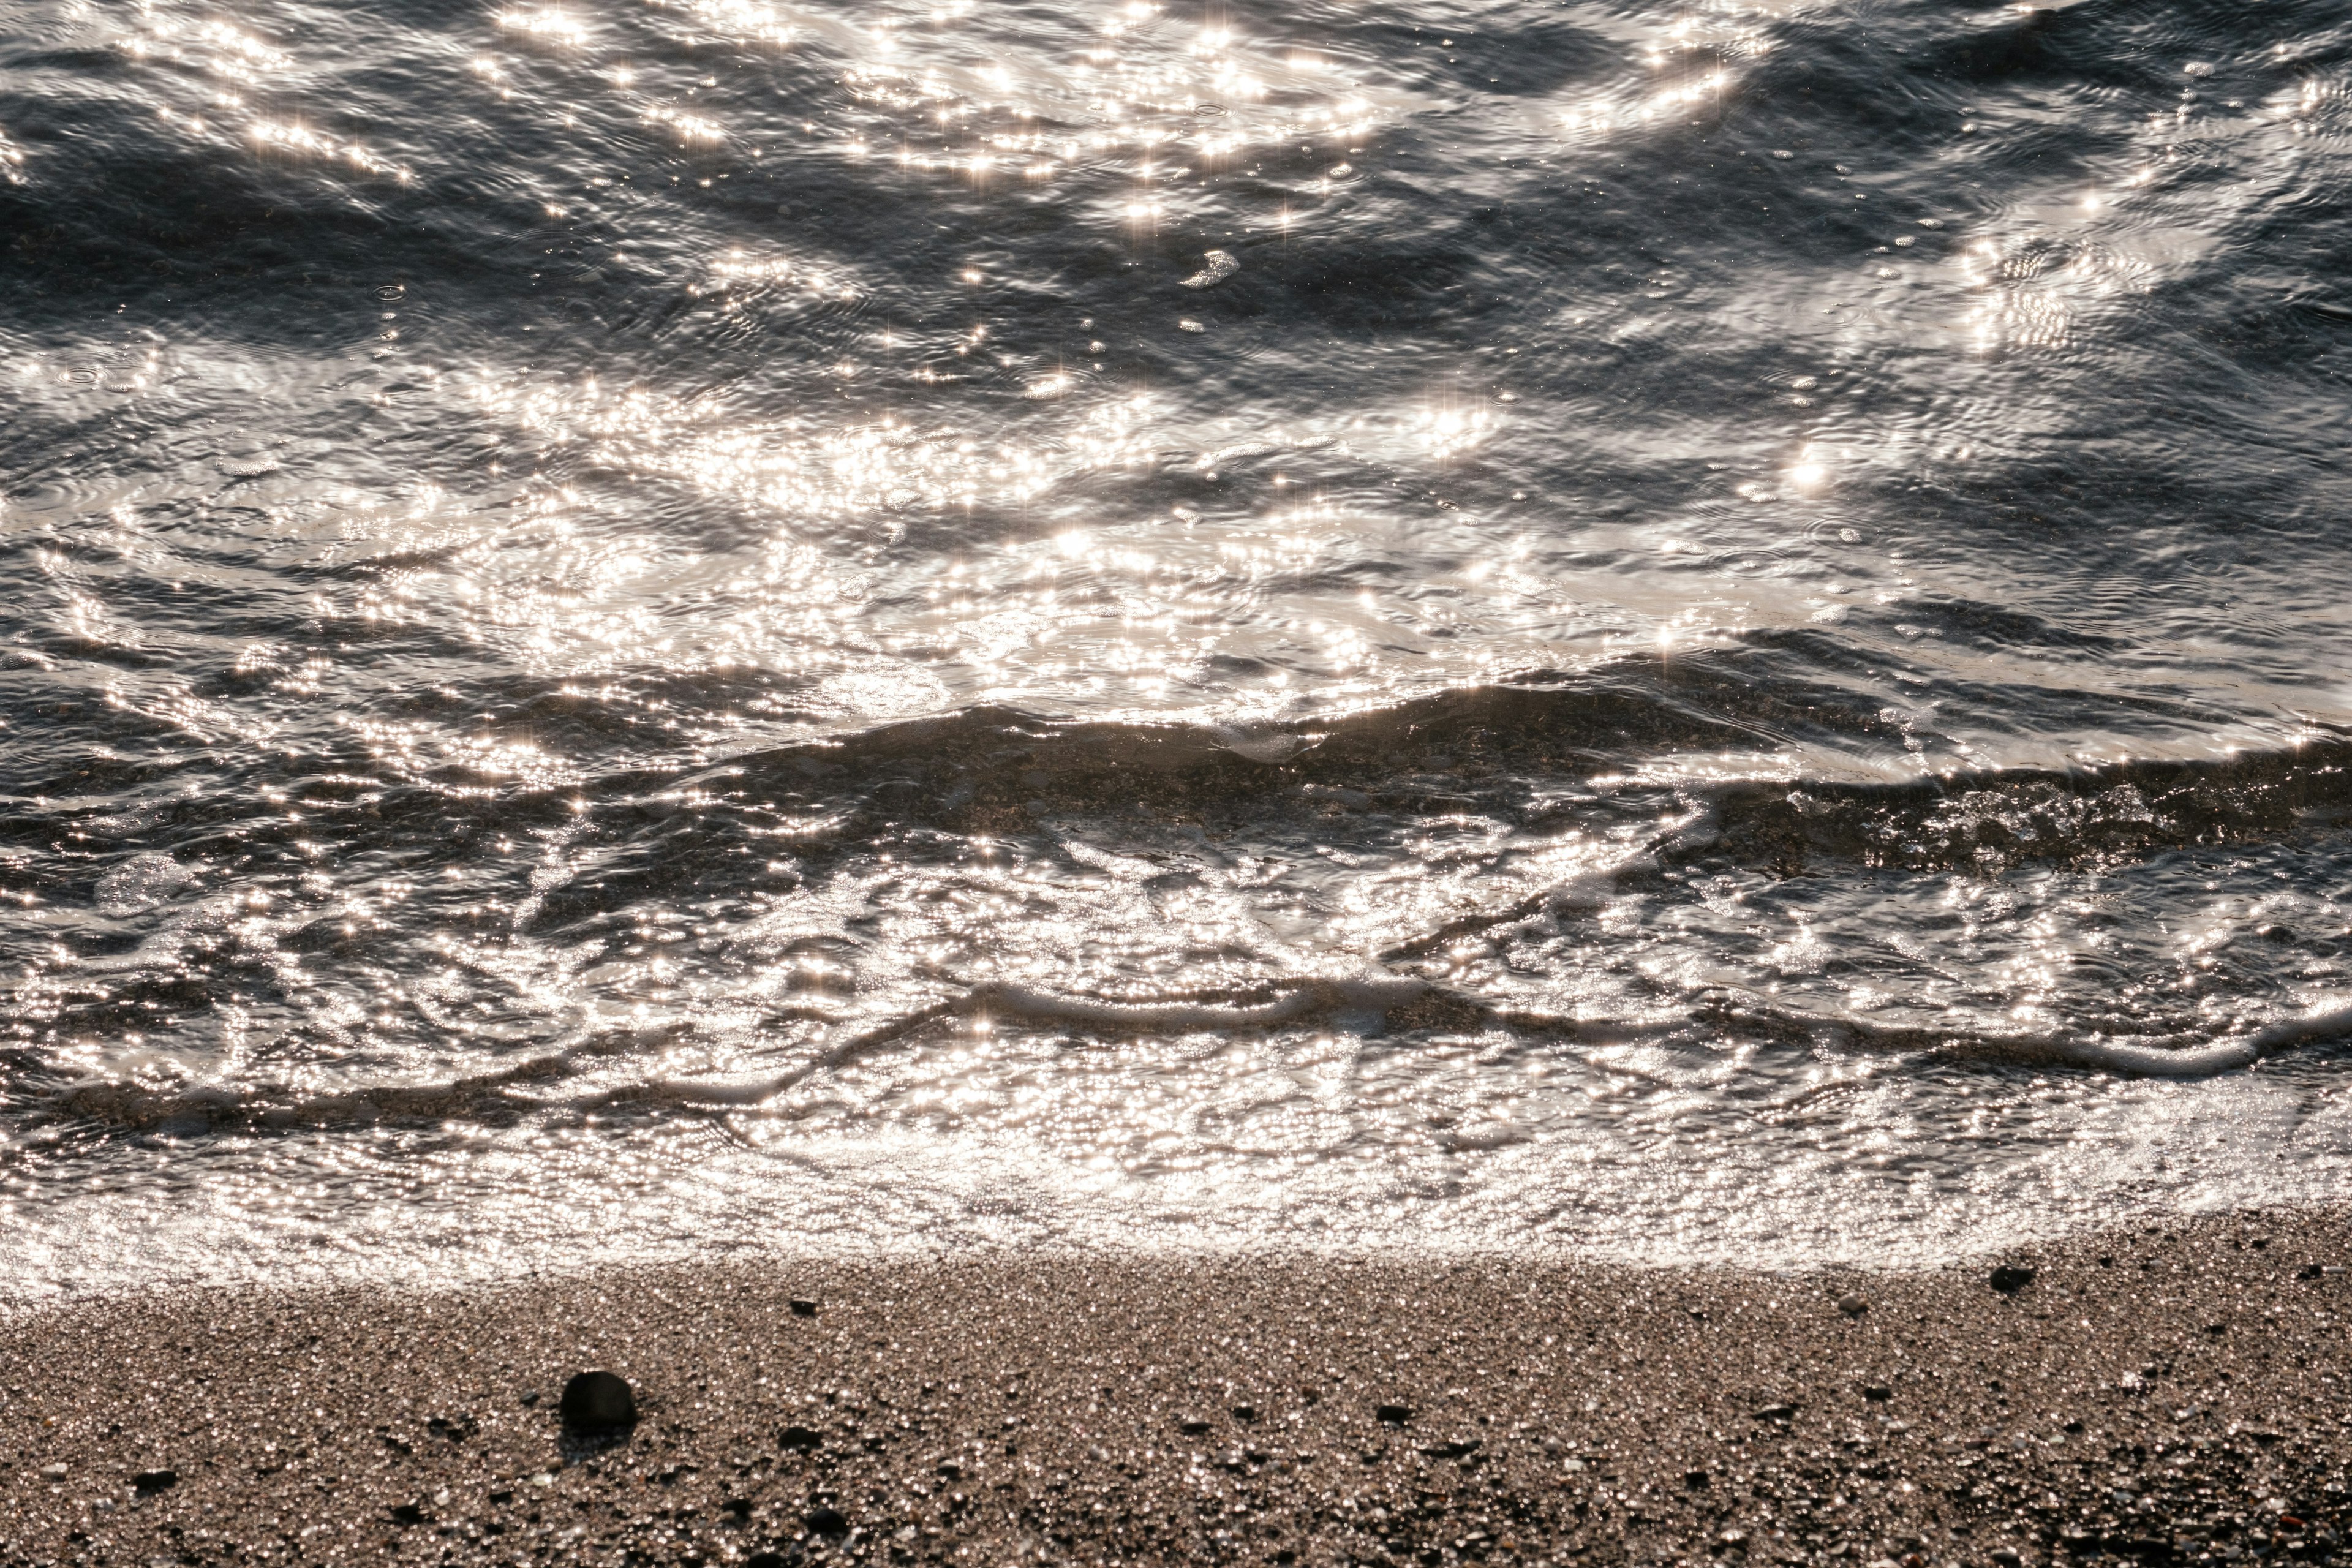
[132,1469,177,1498]
[1375,1403,1414,1424]
[559,1370,637,1430]
[1990,1265,2037,1294]
[790,1299,819,1318]
[39,1461,68,1482]
[1836,1294,1868,1317]
[778,1425,821,1452]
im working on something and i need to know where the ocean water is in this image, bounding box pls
[4,0,2351,1296]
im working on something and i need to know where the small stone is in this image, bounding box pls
[805,1506,849,1537]
[1684,1469,1711,1489]
[1862,1385,1893,1402]
[1178,1417,1212,1437]
[388,1502,426,1526]
[1836,1294,1868,1317]
[1375,1403,1413,1425]
[1752,1403,1798,1423]
[1989,1265,2037,1294]
[2296,1263,2326,1281]
[519,1390,540,1407]
[558,1370,637,1430]
[935,1459,963,1481]
[778,1425,821,1453]
[132,1469,176,1498]
[39,1461,68,1482]
[789,1298,819,1318]
[1231,1404,1259,1423]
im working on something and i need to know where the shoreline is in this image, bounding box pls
[4,1210,2348,1566]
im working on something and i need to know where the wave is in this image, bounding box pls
[24,972,2351,1140]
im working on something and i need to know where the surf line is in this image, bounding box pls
[53,986,2352,1132]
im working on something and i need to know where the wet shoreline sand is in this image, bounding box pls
[5,1209,2349,1566]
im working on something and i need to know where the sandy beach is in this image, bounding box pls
[4,1209,2347,1567]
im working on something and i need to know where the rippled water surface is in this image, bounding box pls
[5,0,2352,1294]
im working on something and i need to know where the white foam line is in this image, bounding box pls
[2243,997,2352,1052]
[615,978,1438,1107]
[2008,1035,2260,1077]
[979,978,1424,1031]
[1790,994,2352,1078]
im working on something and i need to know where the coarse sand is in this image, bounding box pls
[4,1208,2349,1566]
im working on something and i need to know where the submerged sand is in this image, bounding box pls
[4,1210,2348,1566]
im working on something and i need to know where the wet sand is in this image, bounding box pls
[4,1209,2348,1566]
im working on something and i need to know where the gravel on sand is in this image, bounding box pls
[4,1209,2348,1566]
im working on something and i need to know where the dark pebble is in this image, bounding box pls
[1989,1265,2037,1294]
[805,1506,850,1537]
[519,1390,540,1407]
[559,1370,637,1430]
[779,1425,822,1452]
[132,1469,176,1498]
[1685,1469,1711,1490]
[1862,1385,1893,1402]
[1231,1404,1259,1423]
[1752,1404,1797,1423]
[1179,1418,1213,1436]
[790,1298,819,1317]
[1375,1403,1414,1424]
[388,1502,425,1526]
[2298,1263,2327,1281]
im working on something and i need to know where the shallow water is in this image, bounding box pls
[4,0,2351,1295]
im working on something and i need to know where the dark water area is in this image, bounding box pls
[3,0,2351,1292]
